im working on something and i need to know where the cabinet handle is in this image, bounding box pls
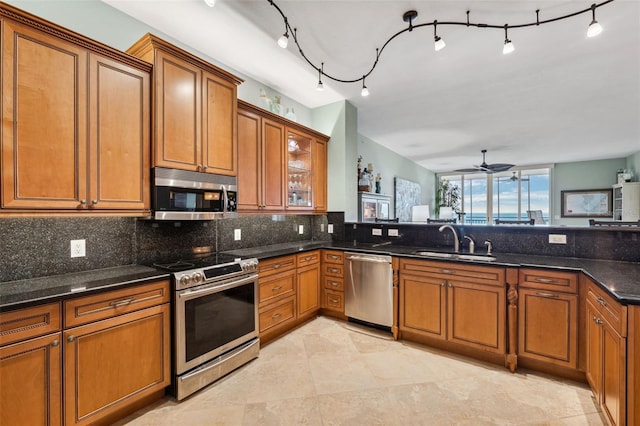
[273,264,282,269]
[447,283,453,288]
[440,269,455,274]
[593,316,603,325]
[51,340,59,347]
[596,296,608,307]
[329,298,339,303]
[67,336,75,342]
[533,278,555,284]
[535,292,560,299]
[329,281,339,287]
[271,313,282,319]
[440,282,446,287]
[109,297,135,308]
[272,285,283,291]
[79,199,87,206]
[91,199,98,205]
[329,255,341,260]
[328,268,340,273]
[303,256,313,261]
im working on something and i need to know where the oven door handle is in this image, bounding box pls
[178,274,257,300]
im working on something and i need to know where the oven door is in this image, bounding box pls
[175,274,258,374]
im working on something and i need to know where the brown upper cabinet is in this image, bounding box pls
[127,34,242,176]
[237,100,329,214]
[0,5,151,215]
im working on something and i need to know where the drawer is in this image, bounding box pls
[400,259,505,287]
[297,250,320,267]
[259,270,295,306]
[323,289,344,312]
[587,279,627,337]
[258,255,296,277]
[259,296,296,333]
[519,268,578,294]
[64,280,170,328]
[323,276,344,291]
[0,302,61,346]
[322,250,344,264]
[323,263,344,278]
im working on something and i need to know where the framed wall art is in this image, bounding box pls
[561,189,613,218]
[394,177,421,222]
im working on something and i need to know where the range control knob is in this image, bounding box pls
[178,274,191,287]
[192,272,204,284]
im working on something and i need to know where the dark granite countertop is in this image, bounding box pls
[224,241,640,306]
[0,265,169,310]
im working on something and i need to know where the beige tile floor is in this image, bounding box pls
[115,316,606,426]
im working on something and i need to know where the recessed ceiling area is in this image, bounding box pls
[103,0,640,173]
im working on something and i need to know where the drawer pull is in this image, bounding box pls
[272,285,283,291]
[329,281,339,287]
[329,255,341,260]
[535,292,560,299]
[271,313,282,320]
[328,268,340,273]
[440,269,455,274]
[303,256,313,261]
[51,340,60,347]
[593,316,603,325]
[533,278,555,284]
[109,297,135,308]
[596,296,608,307]
[329,298,339,303]
[273,264,282,269]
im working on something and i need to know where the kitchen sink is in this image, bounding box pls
[413,251,496,262]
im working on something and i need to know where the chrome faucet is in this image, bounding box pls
[464,236,475,254]
[484,240,493,255]
[438,224,459,253]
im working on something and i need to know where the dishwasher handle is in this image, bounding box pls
[345,254,391,264]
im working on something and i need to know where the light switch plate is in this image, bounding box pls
[328,224,334,234]
[234,229,241,241]
[298,225,304,234]
[548,234,567,244]
[388,229,399,237]
[372,228,382,236]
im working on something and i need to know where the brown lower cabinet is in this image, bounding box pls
[321,250,346,317]
[399,259,506,356]
[585,278,627,426]
[0,280,170,426]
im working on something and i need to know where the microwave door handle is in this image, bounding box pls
[222,185,229,214]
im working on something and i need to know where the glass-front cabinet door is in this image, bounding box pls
[287,130,313,209]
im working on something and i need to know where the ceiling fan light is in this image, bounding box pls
[277,33,289,49]
[434,36,446,51]
[203,0,215,7]
[503,39,515,55]
[316,80,324,91]
[587,20,603,37]
[361,86,370,97]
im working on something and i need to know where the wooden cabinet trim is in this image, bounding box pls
[586,279,627,337]
[259,295,296,334]
[323,289,344,312]
[519,269,578,294]
[63,280,170,328]
[0,302,61,346]
[258,270,296,307]
[400,259,505,286]
[322,250,344,264]
[296,250,320,267]
[258,255,296,276]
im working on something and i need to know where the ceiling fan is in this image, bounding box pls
[456,149,514,174]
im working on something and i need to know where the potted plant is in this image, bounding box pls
[435,179,461,218]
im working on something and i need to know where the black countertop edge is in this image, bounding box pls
[223,241,640,306]
[0,265,170,311]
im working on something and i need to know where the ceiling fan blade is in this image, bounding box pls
[487,163,514,172]
[454,167,481,172]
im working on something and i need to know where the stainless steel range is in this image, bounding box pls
[153,252,259,400]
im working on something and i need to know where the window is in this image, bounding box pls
[439,168,550,225]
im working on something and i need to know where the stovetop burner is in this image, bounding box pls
[150,251,240,273]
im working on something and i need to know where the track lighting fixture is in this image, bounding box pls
[502,25,515,55]
[265,0,614,91]
[316,63,324,91]
[203,0,215,7]
[361,77,369,97]
[587,4,604,37]
[277,18,289,48]
[433,21,446,51]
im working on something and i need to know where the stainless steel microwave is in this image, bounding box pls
[152,168,237,220]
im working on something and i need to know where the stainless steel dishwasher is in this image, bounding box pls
[344,252,393,328]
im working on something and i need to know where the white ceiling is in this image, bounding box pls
[103,0,640,173]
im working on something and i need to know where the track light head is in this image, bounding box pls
[316,63,325,91]
[503,25,514,54]
[587,4,603,37]
[277,33,289,48]
[361,77,369,97]
[203,0,215,7]
[434,35,446,51]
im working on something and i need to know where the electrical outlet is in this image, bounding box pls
[298,225,304,234]
[548,234,567,244]
[70,239,86,258]
[328,224,334,234]
[320,223,325,232]
[234,229,241,241]
[388,229,399,237]
[372,228,382,236]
